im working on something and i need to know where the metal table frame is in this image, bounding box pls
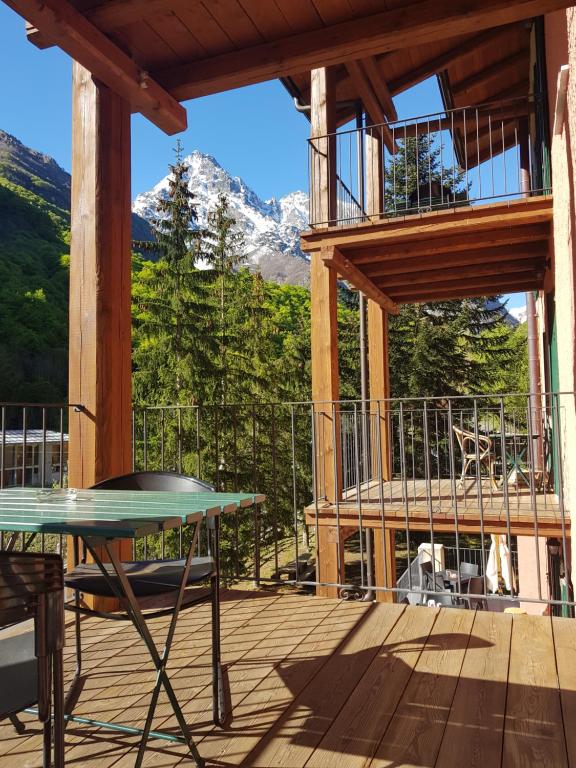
[0,488,264,768]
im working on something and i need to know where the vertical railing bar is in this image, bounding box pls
[160,408,165,472]
[375,400,389,595]
[177,407,182,474]
[21,407,27,488]
[353,403,365,588]
[142,409,148,472]
[291,405,300,584]
[398,403,412,590]
[553,393,570,612]
[422,401,436,592]
[41,407,47,489]
[59,408,64,488]
[526,394,542,601]
[499,396,514,596]
[447,400,462,596]
[473,399,487,597]
[271,404,279,576]
[0,405,5,491]
[332,402,342,589]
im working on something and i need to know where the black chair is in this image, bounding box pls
[64,471,224,728]
[0,551,65,767]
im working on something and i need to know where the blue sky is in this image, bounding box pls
[0,3,524,309]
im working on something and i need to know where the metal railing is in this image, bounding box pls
[133,392,574,613]
[0,402,75,557]
[308,97,550,228]
[1,394,572,614]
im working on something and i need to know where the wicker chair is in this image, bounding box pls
[0,551,65,767]
[453,426,499,490]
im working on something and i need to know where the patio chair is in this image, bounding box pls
[0,551,65,767]
[453,426,499,490]
[464,576,488,610]
[459,561,479,578]
[63,471,224,726]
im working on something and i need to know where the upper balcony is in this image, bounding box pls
[302,97,553,305]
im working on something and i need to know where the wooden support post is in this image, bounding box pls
[368,300,391,481]
[374,527,396,603]
[311,249,342,504]
[316,525,356,599]
[310,67,337,226]
[68,63,133,606]
[365,125,383,221]
[368,299,395,601]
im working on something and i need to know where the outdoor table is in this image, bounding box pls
[0,487,264,768]
[489,432,531,485]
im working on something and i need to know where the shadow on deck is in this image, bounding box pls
[0,589,574,767]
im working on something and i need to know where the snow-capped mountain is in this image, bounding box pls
[509,305,527,325]
[132,150,310,285]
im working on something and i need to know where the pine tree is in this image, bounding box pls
[385,135,515,398]
[132,141,216,406]
[202,194,247,405]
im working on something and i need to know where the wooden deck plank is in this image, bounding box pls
[306,604,439,768]
[503,614,567,768]
[368,607,475,768]
[435,610,512,768]
[242,603,406,767]
[197,601,371,766]
[0,595,574,768]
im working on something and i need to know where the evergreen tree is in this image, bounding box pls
[132,141,216,405]
[385,135,515,398]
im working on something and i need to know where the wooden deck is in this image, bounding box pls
[306,477,567,537]
[1,589,575,767]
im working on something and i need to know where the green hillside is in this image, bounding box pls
[0,178,69,401]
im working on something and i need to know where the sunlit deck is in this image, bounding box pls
[1,590,575,767]
[306,477,567,538]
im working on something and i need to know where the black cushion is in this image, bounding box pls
[0,630,37,716]
[65,557,215,598]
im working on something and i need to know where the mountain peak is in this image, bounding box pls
[132,149,311,286]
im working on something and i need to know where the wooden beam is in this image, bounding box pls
[393,279,542,303]
[361,56,397,121]
[310,68,337,227]
[321,247,399,314]
[386,26,517,94]
[300,196,554,252]
[389,273,543,302]
[389,269,543,295]
[27,0,196,47]
[452,50,528,96]
[349,224,550,264]
[362,241,549,278]
[376,258,544,289]
[68,62,133,608]
[157,0,573,100]
[346,60,395,152]
[310,250,341,507]
[8,0,186,134]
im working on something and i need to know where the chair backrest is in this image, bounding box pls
[466,576,485,595]
[460,561,479,578]
[0,552,64,630]
[0,552,65,721]
[92,470,215,493]
[452,426,492,455]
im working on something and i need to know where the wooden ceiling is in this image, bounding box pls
[6,0,575,134]
[301,196,552,304]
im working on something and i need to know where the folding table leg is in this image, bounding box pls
[83,531,206,768]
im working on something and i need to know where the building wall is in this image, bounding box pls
[544,11,576,525]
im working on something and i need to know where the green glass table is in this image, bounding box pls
[0,487,264,768]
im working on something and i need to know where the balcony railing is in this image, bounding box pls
[1,394,572,613]
[308,97,551,228]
